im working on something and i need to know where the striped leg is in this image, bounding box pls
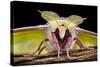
[24,38,49,58]
[75,38,94,49]
[31,39,49,55]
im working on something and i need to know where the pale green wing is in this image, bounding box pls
[73,28,97,49]
[38,10,62,30]
[12,25,49,55]
[64,15,86,30]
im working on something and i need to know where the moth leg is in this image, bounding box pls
[23,38,49,57]
[37,46,46,55]
[65,37,77,59]
[65,37,94,60]
[31,38,49,55]
[75,38,94,49]
[52,32,61,59]
[74,38,85,48]
[56,44,60,59]
[66,48,77,59]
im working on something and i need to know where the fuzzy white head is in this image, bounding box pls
[58,25,66,39]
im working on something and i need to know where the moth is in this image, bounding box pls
[22,10,96,59]
[13,11,97,60]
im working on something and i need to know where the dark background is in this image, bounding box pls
[11,1,97,32]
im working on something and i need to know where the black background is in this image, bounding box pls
[11,1,97,32]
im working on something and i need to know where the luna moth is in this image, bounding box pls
[12,10,97,60]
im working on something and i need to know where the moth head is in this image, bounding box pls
[58,24,66,39]
[39,10,86,39]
